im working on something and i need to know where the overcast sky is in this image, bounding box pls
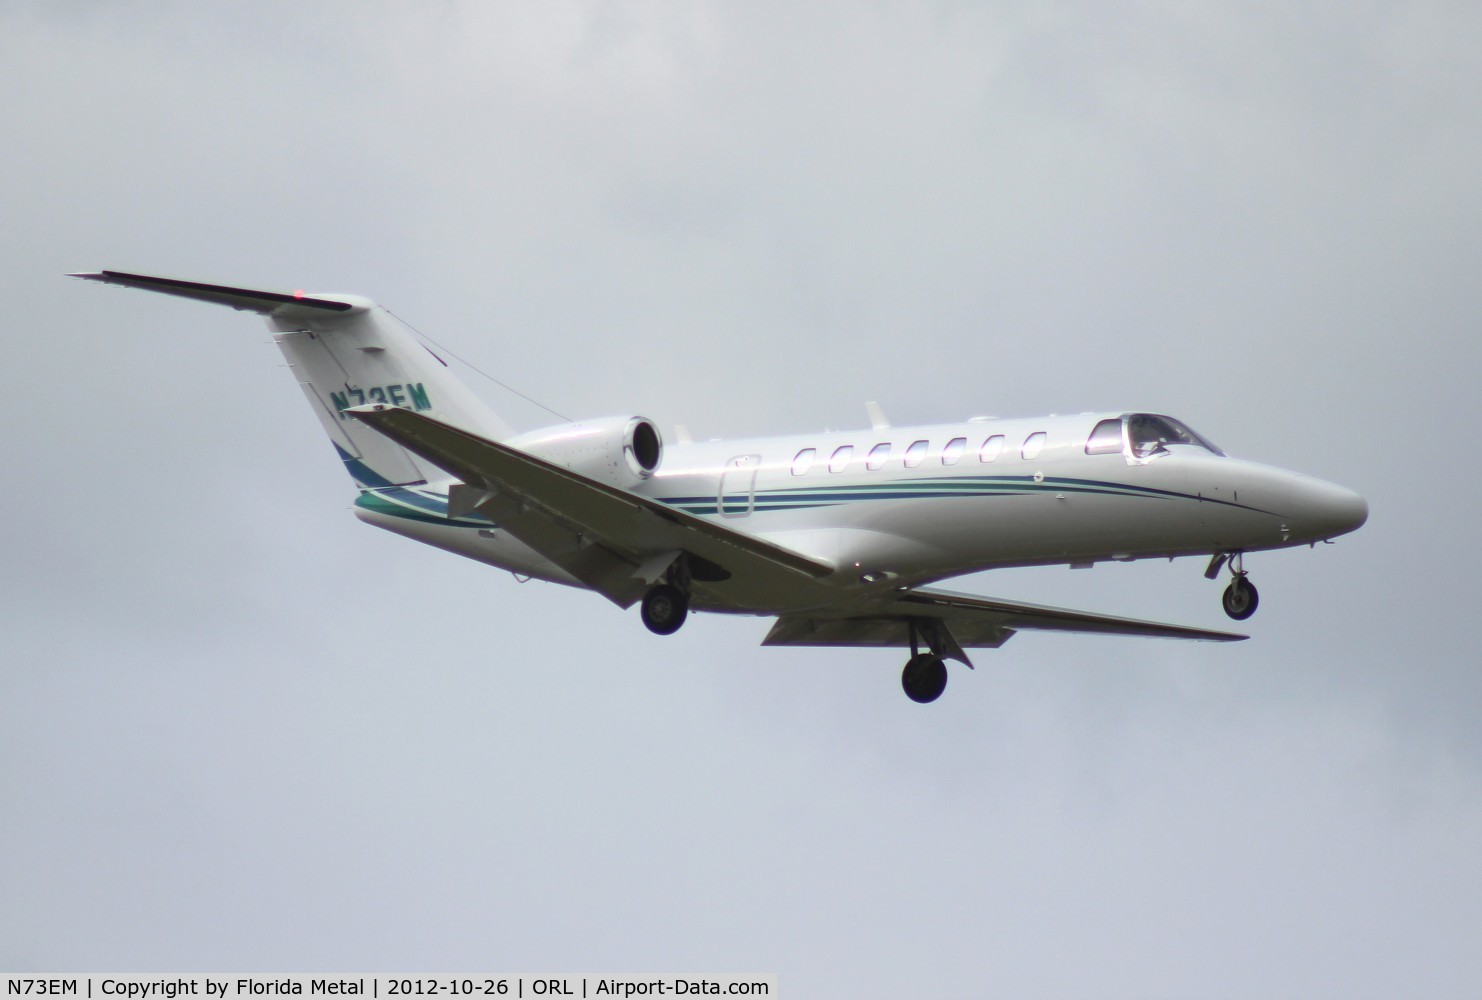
[3,2,1480,996]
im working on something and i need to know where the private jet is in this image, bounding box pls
[73,271,1368,702]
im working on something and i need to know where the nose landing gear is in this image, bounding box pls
[1222,575,1259,620]
[1208,551,1259,621]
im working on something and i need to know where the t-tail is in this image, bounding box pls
[71,271,510,488]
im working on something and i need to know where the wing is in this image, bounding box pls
[764,585,1246,662]
[896,586,1248,641]
[345,404,834,608]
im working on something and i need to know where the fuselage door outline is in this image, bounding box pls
[719,454,762,518]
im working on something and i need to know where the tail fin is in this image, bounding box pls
[72,271,511,488]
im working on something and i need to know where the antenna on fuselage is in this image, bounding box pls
[866,401,890,430]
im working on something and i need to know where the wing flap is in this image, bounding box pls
[763,615,1014,650]
[488,508,652,607]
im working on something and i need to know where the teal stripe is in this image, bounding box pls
[357,472,1272,528]
[354,488,494,527]
[658,474,1271,516]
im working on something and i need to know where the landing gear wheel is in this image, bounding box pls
[1222,576,1259,621]
[901,653,948,704]
[641,583,689,635]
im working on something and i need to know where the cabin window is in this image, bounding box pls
[1085,418,1124,456]
[942,437,967,466]
[791,448,816,476]
[979,435,1005,462]
[904,440,929,468]
[867,442,891,471]
[1021,432,1047,460]
[828,445,854,473]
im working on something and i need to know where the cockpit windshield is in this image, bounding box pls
[1126,413,1224,458]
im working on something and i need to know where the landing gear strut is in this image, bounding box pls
[1213,551,1259,621]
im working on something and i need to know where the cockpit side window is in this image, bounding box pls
[1127,413,1225,458]
[1085,418,1124,456]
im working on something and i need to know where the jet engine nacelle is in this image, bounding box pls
[508,415,663,488]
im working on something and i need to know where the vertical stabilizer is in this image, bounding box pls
[267,304,512,487]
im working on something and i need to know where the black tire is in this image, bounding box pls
[641,584,689,635]
[901,653,948,704]
[1222,577,1259,621]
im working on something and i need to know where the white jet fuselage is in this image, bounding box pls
[358,412,1366,617]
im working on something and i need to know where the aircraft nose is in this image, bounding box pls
[1290,476,1368,540]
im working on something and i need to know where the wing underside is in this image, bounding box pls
[765,586,1246,652]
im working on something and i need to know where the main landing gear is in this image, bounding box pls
[1208,551,1259,621]
[899,619,965,704]
[641,583,689,635]
[902,653,948,704]
[641,554,696,635]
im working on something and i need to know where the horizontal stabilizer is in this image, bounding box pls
[70,270,357,315]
